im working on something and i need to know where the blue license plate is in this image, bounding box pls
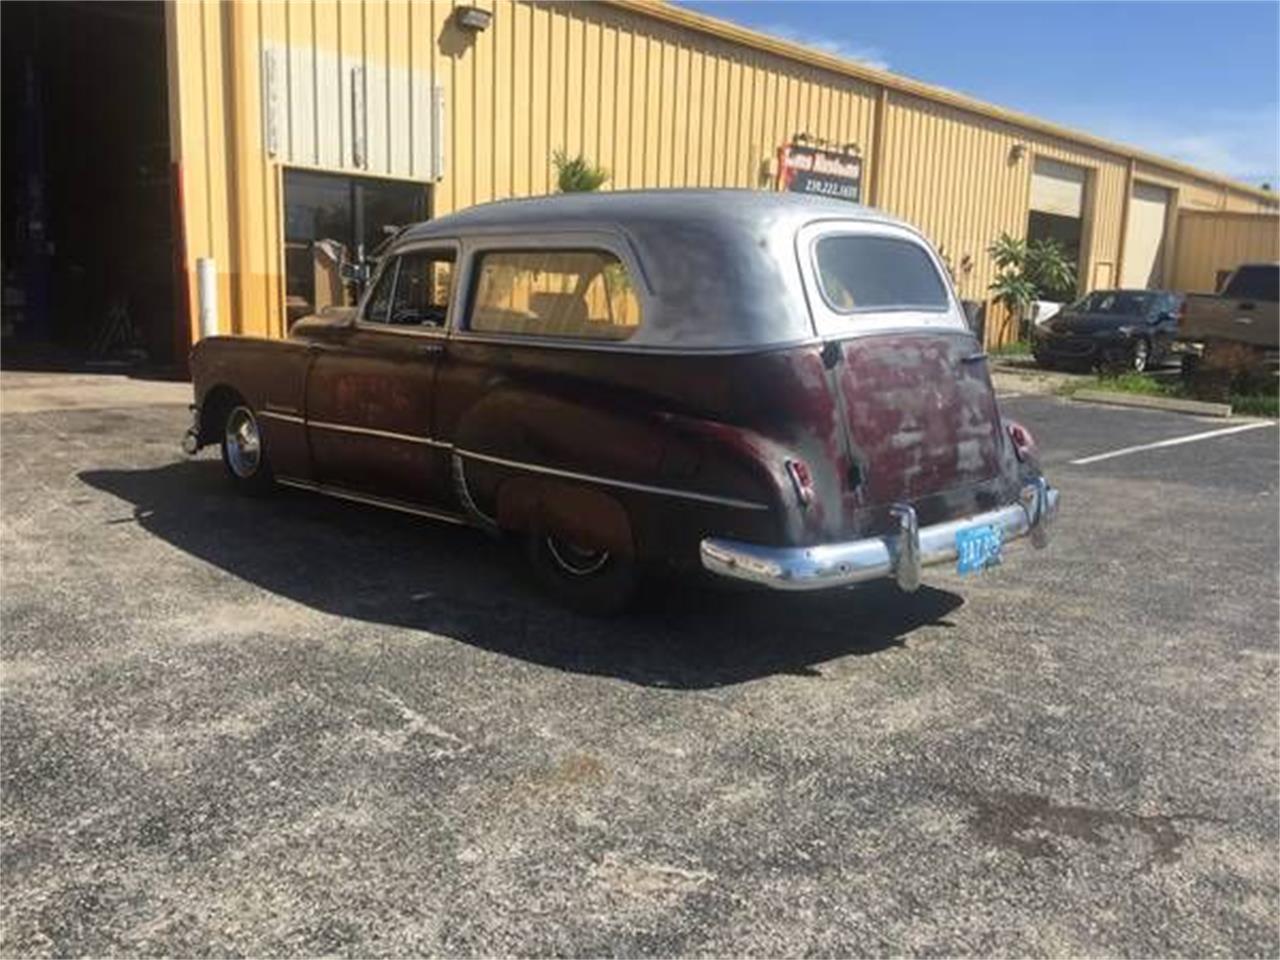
[956,524,1003,575]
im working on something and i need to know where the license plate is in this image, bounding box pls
[956,524,1003,575]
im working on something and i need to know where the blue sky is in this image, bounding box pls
[676,1,1280,187]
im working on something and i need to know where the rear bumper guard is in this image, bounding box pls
[700,478,1059,592]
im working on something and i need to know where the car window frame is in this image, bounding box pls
[356,239,461,337]
[796,219,967,338]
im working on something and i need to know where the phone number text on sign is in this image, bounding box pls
[777,143,862,204]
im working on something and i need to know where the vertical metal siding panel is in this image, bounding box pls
[597,20,617,188]
[636,33,653,186]
[491,0,512,199]
[312,1,341,170]
[643,33,662,186]
[228,0,271,336]
[582,16,600,172]
[672,42,690,187]
[690,48,707,187]
[699,48,716,186]
[285,3,314,164]
[529,3,550,195]
[509,1,531,199]
[658,38,676,187]
[386,0,411,178]
[361,0,387,176]
[697,49,715,186]
[730,54,745,186]
[470,0,493,203]
[613,27,632,187]
[337,0,361,173]
[565,10,584,160]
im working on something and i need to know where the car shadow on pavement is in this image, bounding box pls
[79,461,963,689]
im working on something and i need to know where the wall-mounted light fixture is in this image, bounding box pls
[1009,143,1027,163]
[455,5,492,31]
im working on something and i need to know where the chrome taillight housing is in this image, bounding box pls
[1006,420,1036,462]
[785,458,815,507]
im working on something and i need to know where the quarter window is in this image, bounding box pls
[814,235,949,313]
[469,249,641,340]
[363,260,397,324]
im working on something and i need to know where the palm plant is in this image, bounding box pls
[988,232,1077,339]
[552,150,609,193]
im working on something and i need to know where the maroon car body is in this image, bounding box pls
[184,190,1058,611]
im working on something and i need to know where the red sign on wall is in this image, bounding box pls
[776,143,862,203]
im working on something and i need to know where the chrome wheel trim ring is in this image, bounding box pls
[225,406,262,479]
[545,536,610,576]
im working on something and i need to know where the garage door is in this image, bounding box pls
[1121,182,1172,288]
[1030,158,1087,218]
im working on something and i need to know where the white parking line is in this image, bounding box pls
[1069,421,1275,466]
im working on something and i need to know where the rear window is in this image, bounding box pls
[1223,265,1279,302]
[469,249,641,340]
[1071,291,1153,315]
[814,235,949,313]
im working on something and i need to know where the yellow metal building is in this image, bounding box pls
[165,0,1277,353]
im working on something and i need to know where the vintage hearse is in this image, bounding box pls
[184,190,1058,612]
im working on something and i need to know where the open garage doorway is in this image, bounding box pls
[1027,157,1090,302]
[1,2,175,370]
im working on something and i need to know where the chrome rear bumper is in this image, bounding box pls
[700,478,1059,592]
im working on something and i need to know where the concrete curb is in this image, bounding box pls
[1072,389,1232,418]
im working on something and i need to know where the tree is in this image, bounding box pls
[552,150,609,192]
[987,232,1077,339]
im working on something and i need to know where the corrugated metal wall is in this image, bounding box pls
[166,0,1279,349]
[1172,211,1280,294]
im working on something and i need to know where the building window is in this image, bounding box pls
[469,249,641,340]
[283,169,428,326]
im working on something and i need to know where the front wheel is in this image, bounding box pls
[525,530,638,615]
[1130,337,1151,373]
[220,403,274,494]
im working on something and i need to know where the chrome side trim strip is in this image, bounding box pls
[306,418,453,449]
[454,448,770,511]
[276,476,467,526]
[259,410,305,425]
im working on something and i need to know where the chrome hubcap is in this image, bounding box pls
[1133,341,1149,371]
[224,406,261,478]
[545,536,609,576]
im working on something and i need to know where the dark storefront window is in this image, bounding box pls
[283,170,427,326]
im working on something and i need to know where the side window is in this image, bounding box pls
[363,259,397,324]
[389,251,455,327]
[1225,265,1279,302]
[469,249,641,340]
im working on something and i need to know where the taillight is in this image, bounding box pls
[785,458,815,508]
[1006,420,1036,462]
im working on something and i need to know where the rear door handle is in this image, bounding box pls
[1234,316,1255,325]
[416,342,445,356]
[1238,301,1256,310]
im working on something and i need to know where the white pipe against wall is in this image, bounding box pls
[196,258,218,339]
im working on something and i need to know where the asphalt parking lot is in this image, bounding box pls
[2,373,1277,957]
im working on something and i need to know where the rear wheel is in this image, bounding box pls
[526,529,637,615]
[220,403,274,494]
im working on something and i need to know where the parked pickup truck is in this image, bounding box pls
[1178,263,1279,350]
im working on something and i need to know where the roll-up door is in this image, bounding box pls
[1030,158,1087,218]
[1121,182,1172,288]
